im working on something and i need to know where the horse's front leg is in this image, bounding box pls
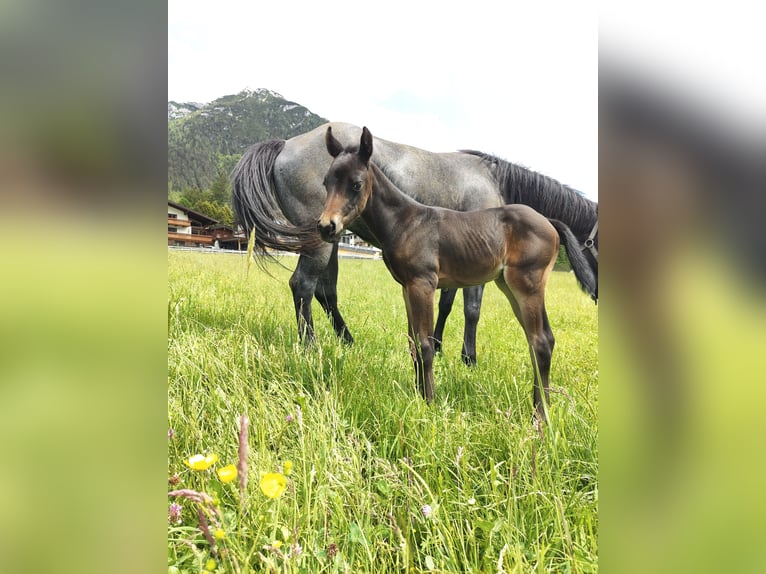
[433,288,457,355]
[289,246,333,344]
[460,285,485,366]
[403,280,436,403]
[314,241,354,344]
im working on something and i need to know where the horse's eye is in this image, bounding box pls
[352,181,362,192]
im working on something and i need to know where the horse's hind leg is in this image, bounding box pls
[289,245,333,344]
[433,288,457,355]
[460,285,485,366]
[536,306,555,411]
[315,242,354,344]
[494,273,554,420]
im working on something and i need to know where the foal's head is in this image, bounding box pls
[317,126,374,242]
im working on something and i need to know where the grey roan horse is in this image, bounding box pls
[232,122,597,363]
[318,127,596,419]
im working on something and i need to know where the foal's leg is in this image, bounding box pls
[403,281,437,403]
[495,274,554,420]
[460,285,485,366]
[288,245,333,344]
[314,242,354,344]
[433,288,457,355]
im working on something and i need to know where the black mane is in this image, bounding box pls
[461,150,597,237]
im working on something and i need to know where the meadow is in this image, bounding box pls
[167,250,598,573]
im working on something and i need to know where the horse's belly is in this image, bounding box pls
[437,261,503,289]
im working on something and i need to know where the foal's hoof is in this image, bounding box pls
[300,334,317,347]
[341,331,355,345]
[462,354,477,367]
[532,409,548,429]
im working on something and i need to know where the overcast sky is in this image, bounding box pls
[169,1,598,199]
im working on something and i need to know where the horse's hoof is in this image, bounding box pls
[462,354,477,367]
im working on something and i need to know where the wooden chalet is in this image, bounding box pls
[167,201,246,249]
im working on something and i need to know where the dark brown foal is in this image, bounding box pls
[318,126,567,419]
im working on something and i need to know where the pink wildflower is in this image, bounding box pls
[168,502,182,524]
[237,414,249,497]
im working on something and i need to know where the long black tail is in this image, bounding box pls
[549,219,598,302]
[231,140,322,255]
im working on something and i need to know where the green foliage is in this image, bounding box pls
[555,245,572,271]
[195,200,233,226]
[208,169,231,206]
[168,89,328,193]
[174,184,233,226]
[168,252,598,572]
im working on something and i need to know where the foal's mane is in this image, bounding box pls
[461,150,597,235]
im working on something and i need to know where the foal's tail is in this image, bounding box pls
[231,140,322,258]
[549,219,598,302]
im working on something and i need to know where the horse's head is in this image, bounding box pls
[317,126,374,242]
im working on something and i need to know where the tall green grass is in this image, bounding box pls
[168,250,597,573]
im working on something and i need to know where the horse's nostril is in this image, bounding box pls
[317,219,336,237]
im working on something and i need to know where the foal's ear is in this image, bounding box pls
[325,126,344,158]
[359,126,373,164]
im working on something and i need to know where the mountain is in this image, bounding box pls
[168,88,328,192]
[167,101,204,120]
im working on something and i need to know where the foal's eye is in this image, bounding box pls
[352,181,363,193]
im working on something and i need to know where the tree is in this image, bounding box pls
[178,187,207,208]
[195,200,233,226]
[209,168,231,206]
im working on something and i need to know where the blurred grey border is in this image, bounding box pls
[0,1,167,573]
[0,0,167,207]
[601,4,766,573]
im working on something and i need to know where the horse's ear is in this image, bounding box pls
[325,126,343,158]
[359,127,373,164]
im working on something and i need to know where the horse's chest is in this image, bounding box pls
[381,254,403,285]
[383,248,437,287]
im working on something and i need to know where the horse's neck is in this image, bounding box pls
[526,187,596,239]
[363,163,426,242]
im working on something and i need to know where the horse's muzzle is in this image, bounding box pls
[317,218,340,243]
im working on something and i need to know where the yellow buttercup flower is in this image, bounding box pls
[283,460,293,475]
[216,464,238,483]
[260,472,287,498]
[214,528,225,540]
[272,540,283,549]
[205,557,216,571]
[185,453,219,471]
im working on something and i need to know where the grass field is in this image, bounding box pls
[168,250,598,573]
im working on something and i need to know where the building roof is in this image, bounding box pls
[168,200,219,226]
